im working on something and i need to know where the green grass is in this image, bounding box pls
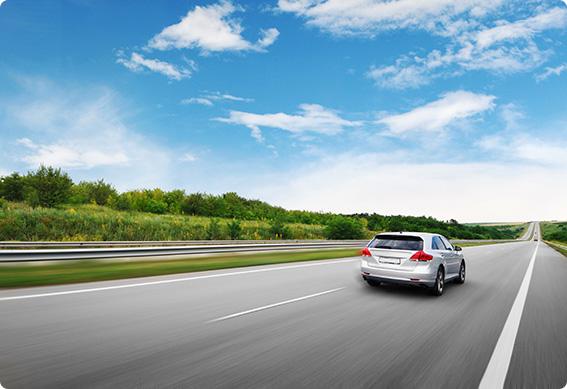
[463,223,528,238]
[0,202,327,241]
[0,248,360,288]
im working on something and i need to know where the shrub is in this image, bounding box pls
[269,219,292,239]
[206,218,224,240]
[228,219,242,240]
[325,217,366,240]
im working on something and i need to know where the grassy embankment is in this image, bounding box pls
[0,202,526,243]
[541,221,567,256]
[0,202,331,241]
[0,248,359,288]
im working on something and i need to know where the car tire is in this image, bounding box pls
[366,279,381,287]
[455,260,466,284]
[431,267,444,296]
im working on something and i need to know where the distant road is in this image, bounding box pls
[1,223,565,388]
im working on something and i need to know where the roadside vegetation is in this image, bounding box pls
[541,222,567,256]
[541,222,567,243]
[0,248,359,288]
[546,242,567,257]
[0,166,525,241]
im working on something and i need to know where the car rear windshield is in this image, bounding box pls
[368,235,423,251]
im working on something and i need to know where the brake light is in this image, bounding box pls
[360,247,372,257]
[410,250,433,261]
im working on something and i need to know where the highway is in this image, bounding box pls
[1,226,566,388]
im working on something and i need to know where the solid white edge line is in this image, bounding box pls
[0,258,357,302]
[207,287,345,323]
[478,239,540,389]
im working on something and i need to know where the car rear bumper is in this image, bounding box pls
[361,259,437,287]
[362,274,434,288]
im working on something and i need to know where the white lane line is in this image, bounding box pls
[207,287,345,323]
[479,240,540,389]
[0,258,357,302]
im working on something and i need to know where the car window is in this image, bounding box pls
[369,235,423,251]
[432,236,447,250]
[431,237,439,250]
[440,236,453,250]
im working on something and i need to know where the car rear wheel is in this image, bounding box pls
[431,267,444,296]
[455,261,466,284]
[366,279,381,287]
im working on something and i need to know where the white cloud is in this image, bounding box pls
[9,91,153,170]
[277,0,502,37]
[500,103,524,130]
[249,152,567,222]
[181,97,214,106]
[368,7,567,88]
[2,78,175,190]
[181,91,253,106]
[117,52,194,80]
[368,62,430,89]
[180,152,198,162]
[478,133,567,166]
[536,63,567,81]
[257,28,280,48]
[204,91,254,103]
[148,1,279,53]
[216,103,361,142]
[474,7,567,48]
[17,138,128,168]
[0,0,6,7]
[378,91,495,135]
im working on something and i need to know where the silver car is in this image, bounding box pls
[360,232,465,296]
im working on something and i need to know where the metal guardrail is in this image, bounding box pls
[0,241,367,263]
[0,240,367,249]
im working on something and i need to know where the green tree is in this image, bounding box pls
[25,166,73,207]
[0,172,25,201]
[70,180,116,205]
[181,193,207,215]
[324,217,366,240]
[164,189,185,214]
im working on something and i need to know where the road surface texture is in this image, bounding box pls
[1,228,566,388]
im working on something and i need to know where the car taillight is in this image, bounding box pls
[360,247,372,257]
[410,250,433,261]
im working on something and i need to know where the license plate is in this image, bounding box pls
[379,256,401,264]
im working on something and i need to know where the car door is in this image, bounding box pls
[431,236,452,275]
[440,235,460,276]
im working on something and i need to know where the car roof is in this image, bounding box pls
[375,231,441,239]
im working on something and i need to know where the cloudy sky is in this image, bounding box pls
[0,0,566,222]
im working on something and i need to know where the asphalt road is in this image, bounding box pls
[1,229,566,388]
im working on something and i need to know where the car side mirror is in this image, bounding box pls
[454,245,462,251]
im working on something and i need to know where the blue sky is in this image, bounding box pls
[0,0,566,222]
